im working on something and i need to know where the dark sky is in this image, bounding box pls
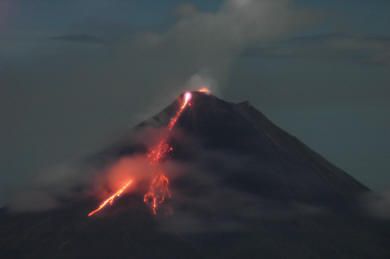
[1,0,389,206]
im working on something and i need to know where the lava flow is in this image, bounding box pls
[88,179,133,217]
[143,174,171,215]
[144,91,192,214]
[148,92,192,164]
[88,92,192,216]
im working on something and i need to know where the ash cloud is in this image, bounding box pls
[7,164,89,212]
[6,127,164,213]
[7,155,151,213]
[5,122,327,231]
[174,3,199,18]
[133,0,316,92]
[9,190,60,213]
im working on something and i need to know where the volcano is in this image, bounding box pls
[1,92,389,258]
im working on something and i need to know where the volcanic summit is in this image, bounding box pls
[1,91,389,259]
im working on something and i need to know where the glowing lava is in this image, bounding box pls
[144,92,192,214]
[88,179,133,217]
[168,91,192,130]
[148,92,192,164]
[143,174,171,215]
[198,87,211,94]
[88,92,192,216]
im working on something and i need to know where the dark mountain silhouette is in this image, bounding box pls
[1,92,389,258]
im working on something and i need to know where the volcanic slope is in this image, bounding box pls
[1,92,389,259]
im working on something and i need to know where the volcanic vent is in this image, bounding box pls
[1,90,389,259]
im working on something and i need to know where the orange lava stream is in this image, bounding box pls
[143,174,171,215]
[88,179,133,217]
[148,92,192,163]
[168,92,192,130]
[144,92,192,214]
[88,92,192,217]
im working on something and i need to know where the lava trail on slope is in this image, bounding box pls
[88,92,192,216]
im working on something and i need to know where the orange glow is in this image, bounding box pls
[198,87,211,94]
[168,91,192,130]
[88,92,193,217]
[143,174,171,215]
[88,179,133,217]
[144,92,192,214]
[147,142,173,164]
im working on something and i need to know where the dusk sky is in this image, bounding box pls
[1,0,389,206]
